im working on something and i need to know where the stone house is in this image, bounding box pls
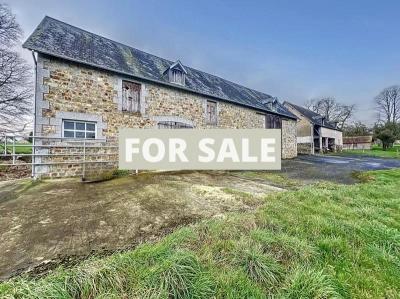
[23,17,297,177]
[283,102,343,154]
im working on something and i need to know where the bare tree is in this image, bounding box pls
[305,97,355,129]
[374,85,400,124]
[0,4,32,134]
[343,121,371,137]
[0,4,21,46]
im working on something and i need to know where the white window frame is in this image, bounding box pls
[62,120,97,139]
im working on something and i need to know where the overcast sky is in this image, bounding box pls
[6,0,400,124]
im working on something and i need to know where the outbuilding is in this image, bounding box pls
[343,136,373,150]
[283,102,343,154]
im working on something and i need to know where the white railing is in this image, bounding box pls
[0,135,118,179]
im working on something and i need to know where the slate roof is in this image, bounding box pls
[284,102,341,131]
[23,16,296,120]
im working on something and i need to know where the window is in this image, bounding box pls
[265,113,281,129]
[268,102,277,112]
[206,101,217,124]
[63,120,96,139]
[166,60,187,85]
[122,81,141,113]
[158,121,193,129]
[171,69,184,85]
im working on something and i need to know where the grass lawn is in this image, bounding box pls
[341,144,400,159]
[0,143,32,155]
[1,169,399,298]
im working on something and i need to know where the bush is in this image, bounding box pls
[374,122,400,150]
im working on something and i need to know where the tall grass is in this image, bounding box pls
[282,267,344,299]
[1,169,400,298]
[340,144,400,158]
[233,244,283,287]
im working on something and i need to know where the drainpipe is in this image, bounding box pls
[31,51,37,178]
[311,125,314,155]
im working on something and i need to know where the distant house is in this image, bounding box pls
[343,136,372,150]
[23,17,298,177]
[283,102,343,154]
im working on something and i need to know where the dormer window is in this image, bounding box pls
[268,102,276,111]
[261,97,278,112]
[165,60,187,86]
[172,69,184,85]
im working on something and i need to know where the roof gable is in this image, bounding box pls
[284,102,341,131]
[23,16,296,119]
[166,60,187,74]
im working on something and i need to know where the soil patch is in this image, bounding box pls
[0,171,281,280]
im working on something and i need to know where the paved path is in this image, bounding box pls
[281,154,400,184]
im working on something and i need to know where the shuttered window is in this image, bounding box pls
[265,114,282,129]
[122,81,141,113]
[171,69,184,85]
[206,101,217,124]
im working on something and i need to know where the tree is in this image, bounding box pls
[0,4,32,134]
[373,122,400,150]
[343,121,371,137]
[305,97,355,129]
[374,85,400,124]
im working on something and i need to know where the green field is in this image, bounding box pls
[0,143,32,155]
[1,169,399,298]
[341,144,400,159]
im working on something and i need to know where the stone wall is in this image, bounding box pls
[297,143,313,155]
[145,84,265,129]
[281,120,297,159]
[34,55,297,177]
